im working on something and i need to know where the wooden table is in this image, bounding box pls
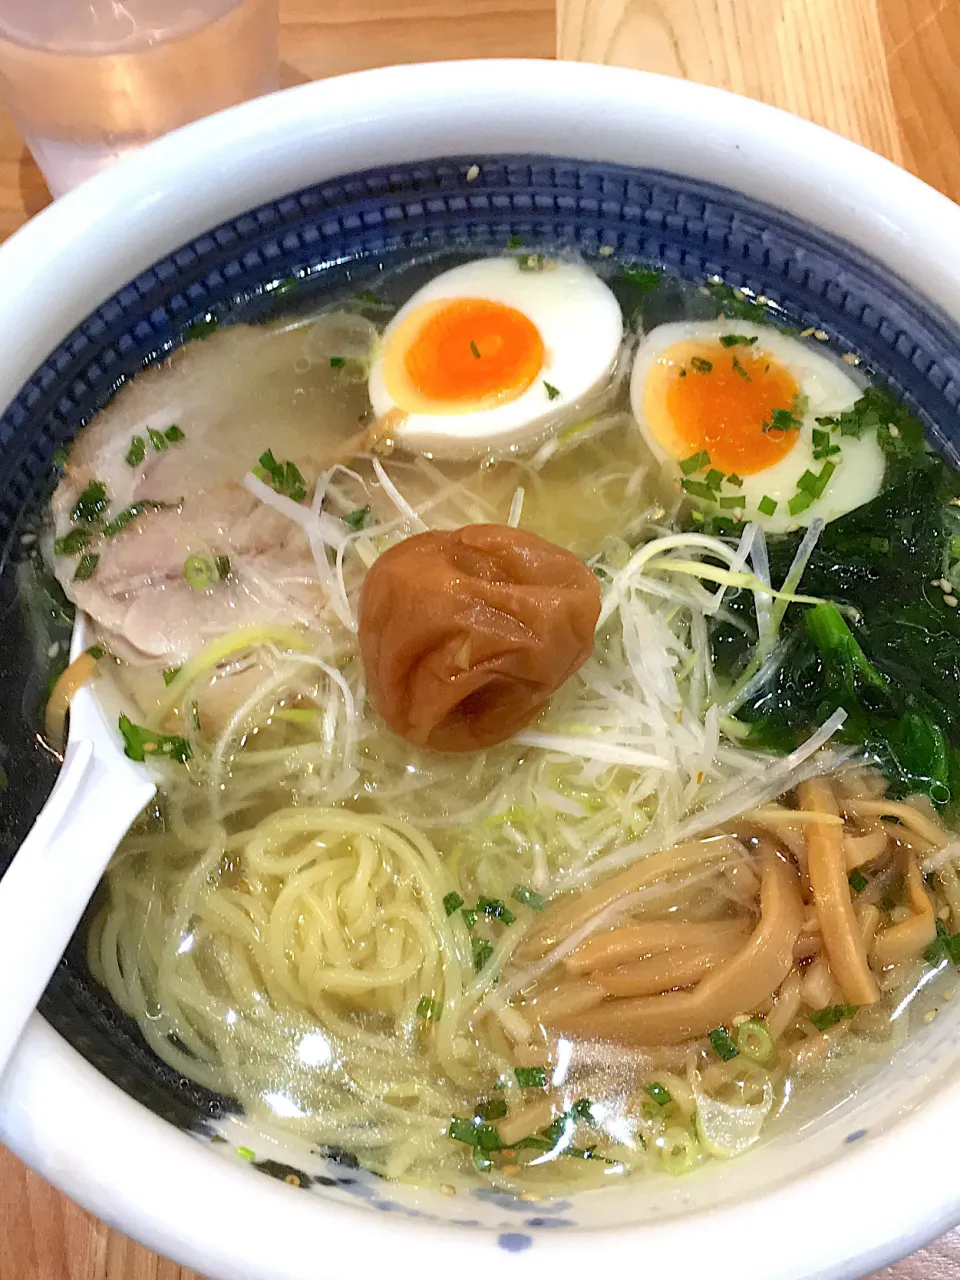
[2,0,960,1275]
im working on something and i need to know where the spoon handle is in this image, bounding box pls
[0,736,155,1075]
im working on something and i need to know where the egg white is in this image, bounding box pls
[629,319,887,532]
[368,258,623,459]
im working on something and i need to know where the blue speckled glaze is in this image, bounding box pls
[2,152,960,1240]
[498,1232,535,1253]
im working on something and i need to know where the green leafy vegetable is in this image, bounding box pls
[514,1066,547,1088]
[330,356,346,368]
[183,314,218,343]
[443,891,464,916]
[255,449,308,503]
[680,450,710,475]
[71,480,108,523]
[215,554,231,580]
[54,528,92,556]
[808,1004,857,1031]
[165,424,185,443]
[622,266,660,290]
[125,435,146,467]
[73,553,99,581]
[765,407,803,435]
[342,506,372,532]
[543,381,561,400]
[512,884,546,911]
[848,868,869,894]
[147,427,167,452]
[101,500,164,537]
[118,713,192,763]
[472,938,494,971]
[708,1027,739,1060]
[707,281,772,325]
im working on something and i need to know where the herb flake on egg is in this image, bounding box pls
[628,319,886,531]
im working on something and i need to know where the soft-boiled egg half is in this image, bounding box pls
[629,319,886,531]
[368,258,623,458]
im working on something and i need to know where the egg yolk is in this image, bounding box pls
[383,298,545,413]
[646,341,801,474]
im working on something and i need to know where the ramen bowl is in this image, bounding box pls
[2,59,960,1280]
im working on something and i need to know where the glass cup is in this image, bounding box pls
[0,0,279,197]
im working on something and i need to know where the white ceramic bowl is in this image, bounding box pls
[3,59,960,1280]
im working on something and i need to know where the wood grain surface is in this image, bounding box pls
[2,0,960,1276]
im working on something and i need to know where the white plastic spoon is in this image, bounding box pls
[0,616,155,1074]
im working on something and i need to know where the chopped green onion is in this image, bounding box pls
[54,527,92,556]
[51,445,69,468]
[462,908,478,928]
[342,506,371,532]
[86,645,105,661]
[255,449,308,503]
[416,996,442,1020]
[708,1027,739,1060]
[726,473,743,487]
[731,354,751,381]
[765,407,802,434]
[735,1017,776,1064]
[514,1066,548,1088]
[215,554,231,580]
[506,234,524,250]
[118,713,192,764]
[477,896,516,926]
[472,938,494,971]
[125,435,146,467]
[848,868,869,894]
[758,495,778,517]
[236,1146,256,1162]
[719,334,758,347]
[543,381,561,400]
[681,479,718,502]
[147,427,168,453]
[512,884,546,911]
[719,495,746,509]
[704,468,724,491]
[645,1082,672,1106]
[476,1096,508,1122]
[71,480,108,524]
[443,891,464,916]
[788,491,815,516]
[183,555,215,592]
[518,254,546,273]
[191,700,202,732]
[808,1004,857,1031]
[470,340,481,359]
[74,553,99,582]
[680,450,710,475]
[162,667,181,686]
[691,356,713,374]
[101,500,164,537]
[183,314,218,343]
[449,1118,479,1145]
[164,424,185,443]
[329,356,346,368]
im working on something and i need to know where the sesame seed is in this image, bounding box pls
[842,352,860,365]
[801,327,816,338]
[940,578,954,591]
[20,532,36,545]
[923,1009,938,1024]
[732,1013,751,1026]
[814,329,829,341]
[441,1183,457,1196]
[888,425,900,438]
[945,988,956,1001]
[465,164,480,182]
[284,1174,301,1187]
[598,245,614,257]
[945,595,958,608]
